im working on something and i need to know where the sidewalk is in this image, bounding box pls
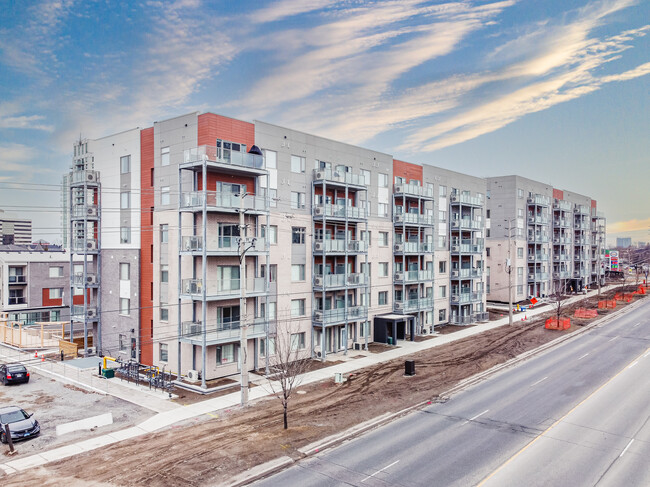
[0,284,624,476]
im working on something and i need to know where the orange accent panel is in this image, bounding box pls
[42,289,63,307]
[393,159,423,184]
[591,199,597,209]
[553,189,564,200]
[198,172,257,194]
[140,127,155,365]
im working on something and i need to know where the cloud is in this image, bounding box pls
[0,143,38,172]
[250,0,340,24]
[608,217,650,233]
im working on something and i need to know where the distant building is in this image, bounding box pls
[616,237,632,248]
[0,210,32,245]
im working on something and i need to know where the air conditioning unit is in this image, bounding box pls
[186,369,200,382]
[452,221,460,228]
[314,346,322,358]
[86,275,97,284]
[86,347,97,355]
[87,309,96,318]
[450,194,458,202]
[314,171,326,180]
[451,245,460,252]
[451,270,459,278]
[86,241,97,250]
[394,184,404,194]
[395,214,405,223]
[87,207,98,217]
[313,276,324,287]
[395,272,404,281]
[347,274,360,285]
[86,172,97,182]
[188,322,201,335]
[394,243,404,252]
[528,273,535,280]
[314,311,323,322]
[314,206,325,216]
[314,241,324,251]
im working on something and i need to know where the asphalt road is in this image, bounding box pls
[254,300,650,486]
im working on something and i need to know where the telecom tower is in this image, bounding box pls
[69,139,102,355]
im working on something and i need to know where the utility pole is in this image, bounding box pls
[238,193,249,407]
[505,219,516,326]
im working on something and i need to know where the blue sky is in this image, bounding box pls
[0,0,648,245]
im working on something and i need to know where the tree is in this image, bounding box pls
[551,279,567,324]
[264,321,311,430]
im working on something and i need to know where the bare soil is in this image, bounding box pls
[3,287,644,487]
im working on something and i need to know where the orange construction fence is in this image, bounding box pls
[574,308,598,319]
[598,300,617,309]
[638,286,646,294]
[545,317,571,330]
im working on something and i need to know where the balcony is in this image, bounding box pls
[8,275,27,285]
[71,306,98,320]
[527,195,550,206]
[313,239,367,254]
[313,203,367,222]
[180,236,267,255]
[394,269,434,283]
[313,306,367,325]
[394,183,434,199]
[394,297,433,313]
[574,253,588,261]
[71,204,99,219]
[451,292,482,304]
[313,272,368,290]
[573,270,588,278]
[182,145,265,174]
[393,241,434,254]
[553,271,570,279]
[393,212,434,226]
[451,268,482,279]
[528,253,550,262]
[451,239,484,254]
[313,168,367,188]
[72,239,99,253]
[450,193,482,206]
[70,170,100,186]
[553,254,570,262]
[180,318,267,345]
[553,218,570,228]
[574,205,589,215]
[8,296,26,305]
[554,200,572,211]
[527,272,549,282]
[181,277,267,300]
[451,217,482,230]
[575,222,590,230]
[180,191,268,214]
[527,234,549,244]
[574,238,588,245]
[450,315,476,325]
[72,273,98,286]
[527,215,549,225]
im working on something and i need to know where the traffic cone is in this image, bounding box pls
[41,356,45,362]
[34,352,38,358]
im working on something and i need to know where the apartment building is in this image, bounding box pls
[0,245,80,325]
[0,210,32,245]
[66,111,503,389]
[485,177,605,303]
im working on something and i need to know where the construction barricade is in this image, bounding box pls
[598,300,616,309]
[545,317,571,330]
[574,308,598,319]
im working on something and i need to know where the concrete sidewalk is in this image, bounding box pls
[0,285,624,476]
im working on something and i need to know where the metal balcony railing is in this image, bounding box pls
[451,218,482,230]
[71,306,98,319]
[183,145,264,170]
[313,168,367,187]
[313,306,368,324]
[313,272,368,288]
[393,212,435,226]
[181,236,267,253]
[451,268,483,279]
[527,195,550,206]
[554,201,572,211]
[394,297,434,312]
[450,193,482,206]
[394,270,434,283]
[394,183,434,198]
[8,297,26,305]
[8,275,27,284]
[527,235,549,244]
[528,253,550,262]
[180,191,269,212]
[393,241,434,253]
[181,319,267,341]
[72,273,98,286]
[313,204,367,220]
[313,239,367,253]
[70,170,100,185]
[181,277,266,298]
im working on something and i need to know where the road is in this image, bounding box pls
[254,299,650,486]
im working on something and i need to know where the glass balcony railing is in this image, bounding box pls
[394,212,435,226]
[450,193,482,206]
[527,215,549,225]
[8,275,27,284]
[8,297,26,305]
[70,170,100,185]
[528,253,550,262]
[183,145,264,170]
[451,239,484,254]
[554,200,572,211]
[313,272,368,288]
[71,306,98,319]
[527,235,549,244]
[394,183,434,198]
[181,318,267,342]
[180,191,269,212]
[393,241,434,253]
[181,236,266,253]
[314,204,367,220]
[313,169,367,187]
[313,239,368,253]
[451,292,482,304]
[313,306,367,324]
[528,195,550,206]
[451,268,482,279]
[451,218,482,230]
[394,297,433,312]
[181,277,266,297]
[527,272,549,281]
[394,270,434,283]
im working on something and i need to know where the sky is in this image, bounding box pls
[0,0,648,246]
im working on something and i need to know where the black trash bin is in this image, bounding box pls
[405,360,415,376]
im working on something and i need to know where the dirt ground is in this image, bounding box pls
[3,286,645,487]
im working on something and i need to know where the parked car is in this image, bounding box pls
[0,406,40,443]
[0,363,30,385]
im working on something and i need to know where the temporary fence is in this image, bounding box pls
[598,300,617,309]
[545,317,571,330]
[574,308,598,319]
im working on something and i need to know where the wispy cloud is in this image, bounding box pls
[608,217,650,233]
[0,143,38,172]
[250,0,340,24]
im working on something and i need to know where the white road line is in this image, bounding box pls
[607,336,618,342]
[462,409,489,425]
[530,376,548,387]
[644,351,650,358]
[578,353,589,360]
[620,439,634,457]
[632,322,641,327]
[627,361,638,369]
[361,460,400,482]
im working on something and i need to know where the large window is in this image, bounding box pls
[260,337,276,355]
[291,332,306,351]
[120,263,130,281]
[291,155,306,173]
[291,264,305,282]
[264,150,277,169]
[160,224,169,244]
[439,286,447,298]
[291,192,305,209]
[438,309,446,321]
[217,344,235,364]
[292,227,306,244]
[517,247,524,258]
[160,304,169,321]
[379,232,389,246]
[378,173,388,188]
[49,266,63,278]
[159,343,168,362]
[439,261,447,273]
[120,298,130,316]
[161,147,170,166]
[161,186,170,205]
[361,169,371,185]
[49,288,63,300]
[291,299,306,317]
[378,203,388,217]
[160,264,169,283]
[120,155,131,174]
[119,334,127,352]
[378,291,388,305]
[379,262,389,277]
[261,225,277,244]
[120,191,131,209]
[121,226,131,244]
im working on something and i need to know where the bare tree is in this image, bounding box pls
[551,279,567,324]
[264,320,311,429]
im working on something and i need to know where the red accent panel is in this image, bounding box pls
[591,200,597,209]
[393,159,423,184]
[140,127,155,366]
[197,113,255,149]
[42,289,63,307]
[553,189,564,200]
[72,289,91,305]
[198,173,257,194]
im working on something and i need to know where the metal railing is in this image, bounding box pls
[314,204,367,220]
[180,191,269,212]
[313,272,368,288]
[313,306,367,324]
[394,270,434,283]
[181,236,266,253]
[181,319,267,341]
[394,297,433,312]
[394,242,434,253]
[451,292,482,304]
[313,169,367,187]
[451,218,482,230]
[394,183,434,198]
[528,195,550,206]
[8,275,27,284]
[313,239,368,253]
[393,212,435,226]
[183,145,264,170]
[181,277,267,297]
[70,170,100,184]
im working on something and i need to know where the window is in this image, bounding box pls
[439,210,447,222]
[439,286,447,298]
[439,185,447,197]
[161,146,170,166]
[121,226,131,244]
[292,227,306,244]
[291,299,305,317]
[438,309,446,321]
[120,298,130,316]
[261,225,278,244]
[260,337,276,355]
[269,264,277,283]
[265,150,277,169]
[159,343,168,362]
[486,229,491,237]
[291,155,305,173]
[120,191,131,209]
[486,247,491,257]
[161,264,169,283]
[518,208,524,217]
[161,186,170,205]
[379,262,388,277]
[160,305,169,321]
[160,224,169,244]
[439,261,447,273]
[291,192,305,209]
[49,266,63,278]
[378,291,388,305]
[517,285,524,295]
[379,232,389,246]
[517,247,524,258]
[120,155,131,174]
[360,230,371,246]
[120,263,130,281]
[291,332,306,351]
[378,173,388,188]
[486,209,491,218]
[361,169,371,185]
[438,235,447,248]
[291,264,305,281]
[119,334,127,352]
[217,344,235,364]
[517,188,524,198]
[49,288,63,300]
[378,203,388,217]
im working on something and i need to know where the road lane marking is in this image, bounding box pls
[627,361,638,369]
[619,439,634,457]
[644,351,650,358]
[462,409,489,425]
[477,348,650,487]
[607,336,618,342]
[361,460,399,482]
[578,353,589,360]
[632,322,641,328]
[530,377,548,387]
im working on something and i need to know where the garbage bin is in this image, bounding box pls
[387,337,393,345]
[405,360,416,376]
